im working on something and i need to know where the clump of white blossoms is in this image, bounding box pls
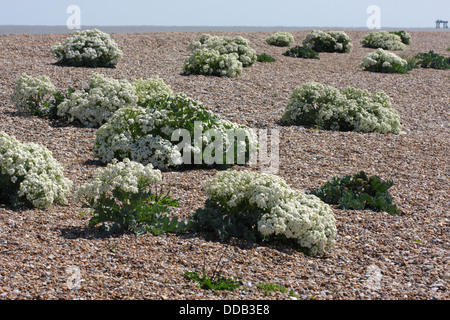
[303,30,353,53]
[93,93,257,170]
[361,48,409,74]
[10,73,56,116]
[0,131,72,209]
[265,32,295,47]
[183,48,243,77]
[195,170,337,256]
[76,158,162,205]
[361,31,410,51]
[51,29,123,67]
[57,73,138,127]
[184,34,257,76]
[132,76,174,107]
[281,81,402,134]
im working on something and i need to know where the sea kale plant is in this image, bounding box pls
[57,73,173,128]
[51,29,123,67]
[183,34,257,76]
[0,131,72,209]
[361,48,410,73]
[302,30,353,53]
[280,82,402,134]
[415,50,450,69]
[308,171,400,215]
[265,32,295,47]
[183,48,243,77]
[283,45,320,59]
[10,73,74,119]
[361,31,411,51]
[189,170,337,256]
[57,73,138,127]
[76,158,189,235]
[93,93,258,170]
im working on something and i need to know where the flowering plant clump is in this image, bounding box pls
[76,158,189,235]
[361,31,408,51]
[189,170,337,256]
[0,131,72,209]
[57,73,138,127]
[93,93,257,169]
[51,29,123,67]
[265,32,295,47]
[10,74,57,116]
[280,82,402,134]
[302,30,352,53]
[131,76,174,107]
[390,31,411,45]
[183,48,243,77]
[187,34,257,67]
[361,48,409,73]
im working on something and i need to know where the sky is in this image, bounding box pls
[0,0,449,28]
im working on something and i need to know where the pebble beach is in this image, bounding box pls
[0,30,449,300]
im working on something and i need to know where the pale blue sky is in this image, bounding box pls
[0,0,449,28]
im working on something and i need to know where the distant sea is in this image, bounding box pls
[0,25,448,35]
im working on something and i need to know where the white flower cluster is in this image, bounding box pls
[132,77,174,107]
[10,73,56,116]
[0,131,72,209]
[281,81,402,134]
[51,29,123,67]
[361,48,408,73]
[184,34,257,76]
[93,93,257,169]
[76,158,162,204]
[57,73,137,127]
[204,170,337,256]
[303,30,353,53]
[57,73,173,128]
[265,32,295,47]
[183,48,243,77]
[361,31,408,51]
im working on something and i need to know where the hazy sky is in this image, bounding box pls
[0,0,449,28]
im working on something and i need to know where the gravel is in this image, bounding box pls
[0,30,449,300]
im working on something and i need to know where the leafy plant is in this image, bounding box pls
[257,282,288,296]
[415,50,450,69]
[303,30,352,53]
[183,252,241,291]
[265,32,295,47]
[308,171,400,215]
[76,159,191,235]
[257,53,276,62]
[283,45,319,59]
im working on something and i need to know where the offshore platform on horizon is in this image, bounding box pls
[435,19,448,28]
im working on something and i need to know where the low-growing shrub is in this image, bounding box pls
[308,171,400,215]
[390,31,411,45]
[57,73,138,127]
[183,34,257,76]
[415,50,450,69]
[361,48,410,74]
[188,34,257,67]
[10,73,74,119]
[257,53,276,62]
[76,158,189,235]
[51,29,122,67]
[265,32,295,47]
[0,131,72,209]
[189,170,337,256]
[93,93,258,169]
[361,31,409,50]
[183,48,243,77]
[302,30,352,53]
[283,45,319,59]
[280,82,402,134]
